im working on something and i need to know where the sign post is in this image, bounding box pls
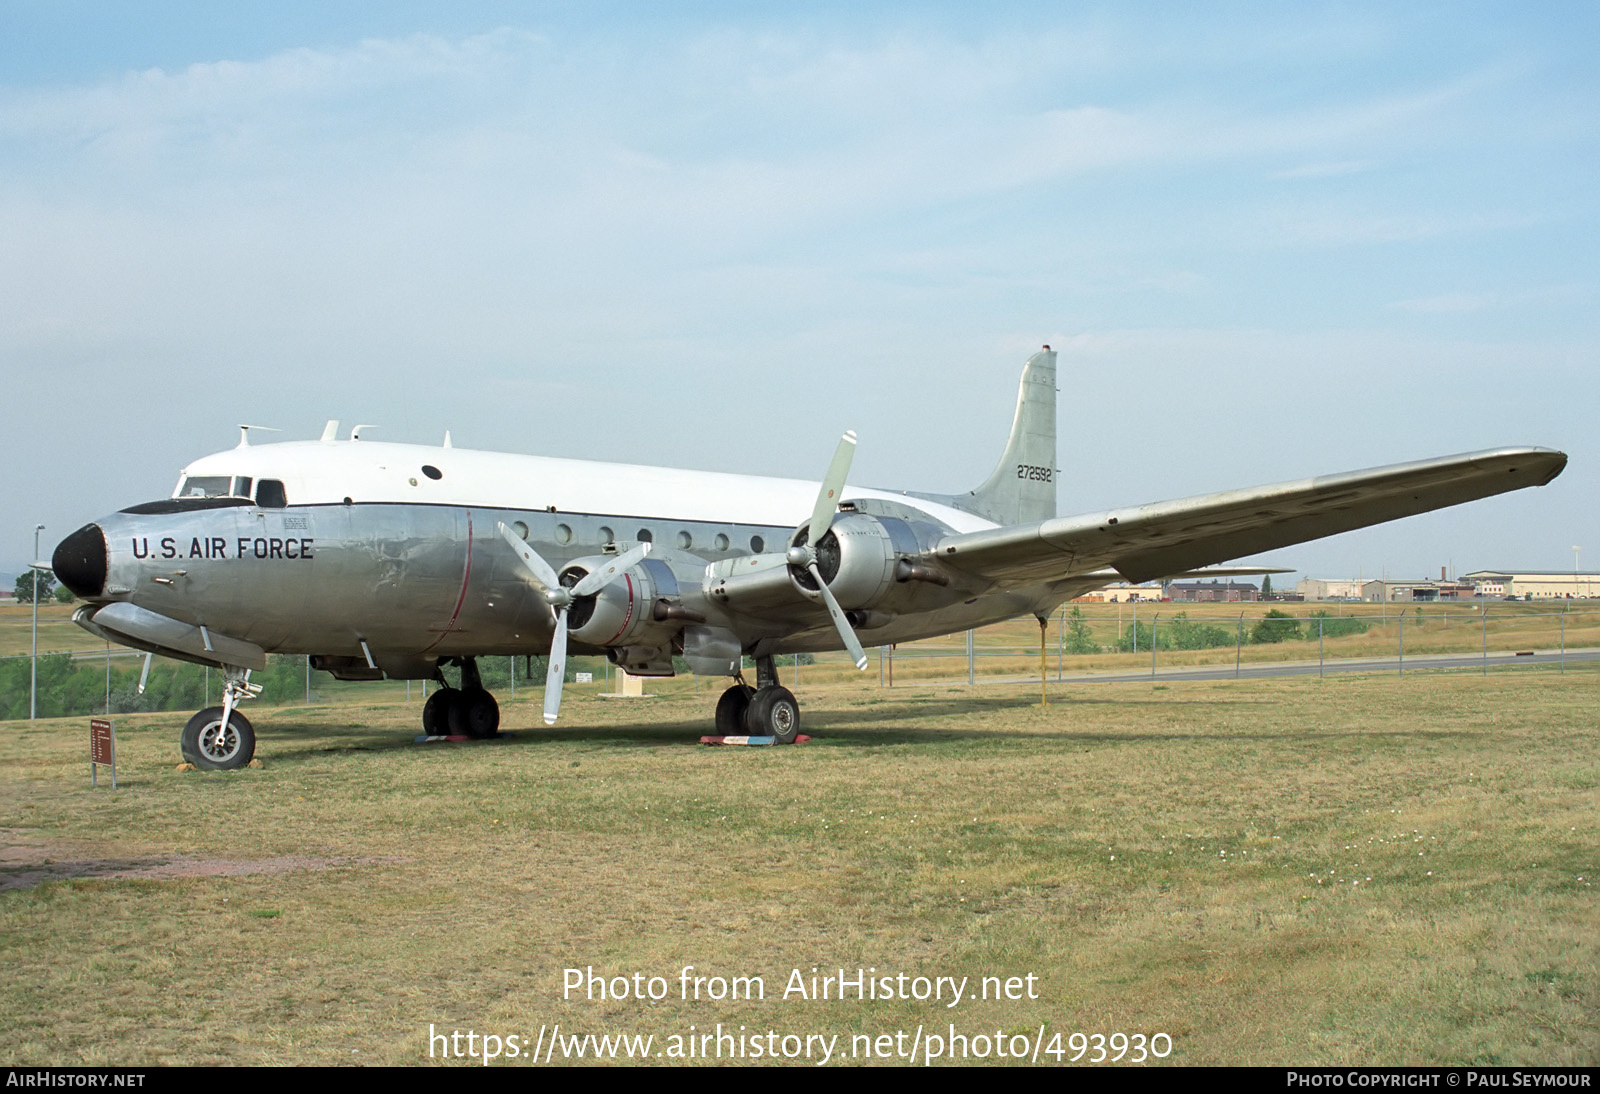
[90,718,117,789]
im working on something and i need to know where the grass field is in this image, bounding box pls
[2,663,1596,1066]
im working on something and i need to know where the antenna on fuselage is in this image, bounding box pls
[320,420,340,443]
[443,431,452,448]
[350,424,377,441]
[237,424,280,448]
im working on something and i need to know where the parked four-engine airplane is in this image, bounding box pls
[51,348,1566,769]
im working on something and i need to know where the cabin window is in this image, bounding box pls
[234,477,252,499]
[511,521,530,541]
[422,465,442,480]
[257,479,288,509]
[676,531,693,549]
[750,535,765,553]
[714,534,730,552]
[598,526,614,545]
[637,529,654,544]
[555,523,573,544]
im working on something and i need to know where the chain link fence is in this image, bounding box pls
[3,602,1595,720]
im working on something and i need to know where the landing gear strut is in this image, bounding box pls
[721,655,802,744]
[180,666,260,770]
[422,657,501,739]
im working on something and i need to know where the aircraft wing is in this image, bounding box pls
[931,447,1567,589]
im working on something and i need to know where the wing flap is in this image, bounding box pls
[934,446,1566,588]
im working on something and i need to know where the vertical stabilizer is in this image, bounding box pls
[956,346,1057,525]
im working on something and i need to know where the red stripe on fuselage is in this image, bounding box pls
[422,510,475,652]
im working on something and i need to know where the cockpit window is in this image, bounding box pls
[176,475,255,499]
[179,476,233,498]
[256,479,288,509]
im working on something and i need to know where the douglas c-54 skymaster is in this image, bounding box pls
[51,348,1566,769]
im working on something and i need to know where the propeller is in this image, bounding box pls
[786,430,869,670]
[497,523,652,724]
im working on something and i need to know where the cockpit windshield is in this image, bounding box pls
[175,475,252,499]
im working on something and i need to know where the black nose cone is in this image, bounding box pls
[54,524,107,599]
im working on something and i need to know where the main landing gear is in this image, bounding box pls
[717,656,802,744]
[421,657,501,739]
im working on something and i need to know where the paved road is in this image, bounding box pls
[984,647,1600,687]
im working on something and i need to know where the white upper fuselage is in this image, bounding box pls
[177,437,996,534]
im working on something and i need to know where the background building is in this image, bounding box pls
[1461,571,1600,599]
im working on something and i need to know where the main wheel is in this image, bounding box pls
[449,688,500,739]
[714,684,756,736]
[181,707,256,770]
[746,685,800,744]
[422,687,459,735]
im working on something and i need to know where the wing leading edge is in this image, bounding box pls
[931,446,1567,590]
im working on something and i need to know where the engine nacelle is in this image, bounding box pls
[562,554,704,652]
[706,513,952,620]
[788,511,900,608]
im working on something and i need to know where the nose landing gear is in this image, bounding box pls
[179,666,261,770]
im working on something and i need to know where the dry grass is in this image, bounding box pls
[1,662,1596,1066]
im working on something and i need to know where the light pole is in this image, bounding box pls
[31,523,43,720]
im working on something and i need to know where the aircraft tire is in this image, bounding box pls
[422,687,458,736]
[180,707,256,771]
[450,688,500,739]
[714,684,756,736]
[746,686,800,744]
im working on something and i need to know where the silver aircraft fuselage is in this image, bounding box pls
[54,437,1038,680]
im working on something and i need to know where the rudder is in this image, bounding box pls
[956,346,1057,525]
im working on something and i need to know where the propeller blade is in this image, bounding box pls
[544,608,569,725]
[497,522,561,590]
[809,562,869,670]
[808,430,856,545]
[570,542,652,598]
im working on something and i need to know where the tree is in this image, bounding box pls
[1260,574,1273,599]
[13,569,56,604]
[1251,609,1299,644]
[53,584,75,604]
[1063,607,1099,654]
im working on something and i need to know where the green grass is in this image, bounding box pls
[1,666,1597,1065]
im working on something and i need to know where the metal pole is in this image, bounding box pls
[1398,615,1404,676]
[1132,600,1138,654]
[1038,617,1048,706]
[1561,602,1566,674]
[1151,612,1160,678]
[966,629,974,685]
[105,642,111,715]
[305,654,311,704]
[1319,616,1324,678]
[1057,605,1063,682]
[30,524,42,720]
[1236,612,1244,678]
[1483,608,1488,676]
[510,655,516,699]
[878,645,884,687]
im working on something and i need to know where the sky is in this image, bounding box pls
[3,2,1597,586]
